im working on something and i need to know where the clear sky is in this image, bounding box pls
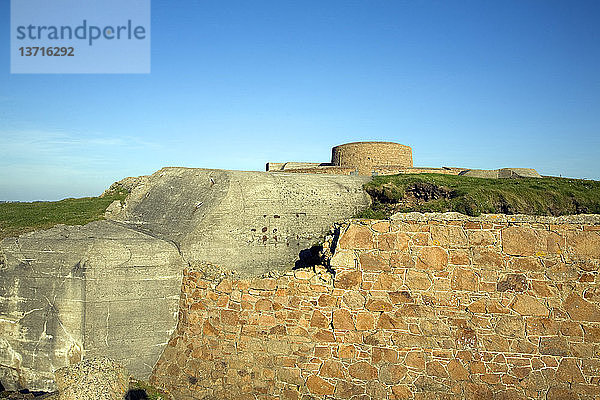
[1,0,599,201]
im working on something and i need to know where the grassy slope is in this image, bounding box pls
[0,187,128,240]
[358,174,600,219]
[1,175,598,240]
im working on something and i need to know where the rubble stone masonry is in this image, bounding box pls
[151,212,600,400]
[331,142,413,175]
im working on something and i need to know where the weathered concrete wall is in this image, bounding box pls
[151,212,600,400]
[497,168,542,179]
[0,167,371,391]
[0,221,184,391]
[266,162,330,172]
[111,167,371,277]
[373,166,467,176]
[460,168,542,179]
[269,166,357,175]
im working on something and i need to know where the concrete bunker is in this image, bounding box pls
[0,168,371,391]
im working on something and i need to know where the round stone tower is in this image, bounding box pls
[331,141,413,175]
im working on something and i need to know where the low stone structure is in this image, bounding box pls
[266,141,541,178]
[151,212,600,399]
[267,141,415,176]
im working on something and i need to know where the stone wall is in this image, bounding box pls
[151,213,600,400]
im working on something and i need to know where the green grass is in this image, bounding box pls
[357,173,600,218]
[0,186,128,240]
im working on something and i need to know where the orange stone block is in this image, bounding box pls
[310,310,330,329]
[282,388,299,400]
[447,359,469,381]
[365,299,394,312]
[306,375,335,396]
[258,314,276,327]
[388,291,413,305]
[313,346,329,358]
[355,311,375,331]
[371,221,390,233]
[216,294,229,307]
[416,246,448,270]
[334,381,365,398]
[338,344,357,359]
[332,309,355,331]
[377,232,410,251]
[376,313,402,330]
[555,358,586,383]
[269,324,286,335]
[313,329,336,343]
[451,267,479,291]
[359,252,391,272]
[405,351,425,370]
[255,298,273,311]
[568,231,600,258]
[426,361,448,378]
[380,363,408,384]
[334,271,363,289]
[563,292,600,322]
[348,361,378,380]
[372,346,398,364]
[319,359,345,379]
[203,320,219,336]
[215,279,233,293]
[318,294,337,307]
[391,385,412,399]
[450,250,470,265]
[371,272,402,291]
[338,224,374,250]
[510,294,549,317]
[220,309,240,325]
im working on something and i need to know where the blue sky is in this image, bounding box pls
[1,0,599,201]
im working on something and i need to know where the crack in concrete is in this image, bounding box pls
[105,304,110,347]
[17,307,45,322]
[105,219,190,269]
[31,312,50,367]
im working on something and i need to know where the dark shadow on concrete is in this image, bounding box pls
[0,386,54,399]
[293,245,323,270]
[329,225,341,256]
[125,389,149,400]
